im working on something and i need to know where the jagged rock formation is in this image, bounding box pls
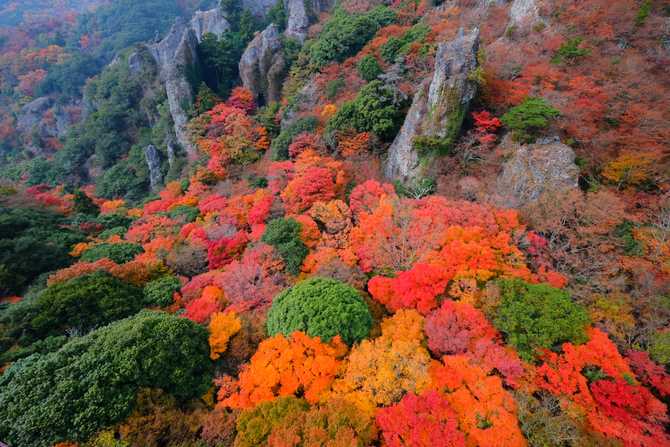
[239,24,286,104]
[140,8,232,160]
[190,8,230,42]
[493,136,580,208]
[146,18,200,159]
[144,144,163,192]
[286,0,336,42]
[385,28,480,182]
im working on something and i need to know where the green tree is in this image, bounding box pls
[261,218,308,275]
[80,242,144,264]
[500,97,560,143]
[73,189,100,216]
[0,206,84,296]
[307,6,396,68]
[267,277,372,345]
[143,275,181,307]
[0,311,212,447]
[493,279,590,361]
[327,80,405,141]
[1,271,144,346]
[357,55,382,82]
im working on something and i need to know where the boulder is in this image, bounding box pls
[494,136,580,208]
[144,144,164,192]
[239,24,286,104]
[385,28,480,182]
[17,97,53,134]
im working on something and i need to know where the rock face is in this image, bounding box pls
[17,97,76,151]
[239,24,286,104]
[147,18,200,159]
[243,0,279,19]
[385,28,480,182]
[286,0,335,42]
[494,136,580,208]
[144,144,164,192]
[190,8,230,42]
[142,8,230,160]
[508,0,540,29]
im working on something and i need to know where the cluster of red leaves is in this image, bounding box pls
[376,391,465,447]
[425,300,524,386]
[280,150,347,215]
[536,328,669,445]
[471,111,501,146]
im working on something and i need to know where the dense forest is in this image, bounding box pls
[0,0,669,446]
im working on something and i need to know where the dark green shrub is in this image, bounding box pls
[307,6,396,68]
[167,204,200,222]
[635,0,652,26]
[255,102,281,138]
[551,37,590,65]
[236,397,308,447]
[73,189,100,216]
[500,97,560,143]
[327,80,405,141]
[493,279,589,361]
[271,116,318,160]
[80,242,144,263]
[325,78,346,99]
[0,206,84,296]
[649,330,670,365]
[380,23,430,63]
[0,311,212,447]
[143,275,181,307]
[1,271,144,345]
[267,277,372,345]
[357,55,382,81]
[261,218,308,275]
[614,221,644,256]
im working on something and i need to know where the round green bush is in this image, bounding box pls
[494,279,590,361]
[143,274,181,307]
[266,277,372,345]
[2,271,144,345]
[0,310,212,447]
[80,242,144,263]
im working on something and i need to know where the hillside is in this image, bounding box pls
[0,0,669,446]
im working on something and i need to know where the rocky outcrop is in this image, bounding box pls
[493,136,580,208]
[190,8,230,42]
[144,144,164,192]
[243,0,279,19]
[508,0,540,30]
[286,0,336,42]
[17,97,76,151]
[385,28,480,182]
[239,24,286,104]
[141,8,230,160]
[147,18,200,159]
